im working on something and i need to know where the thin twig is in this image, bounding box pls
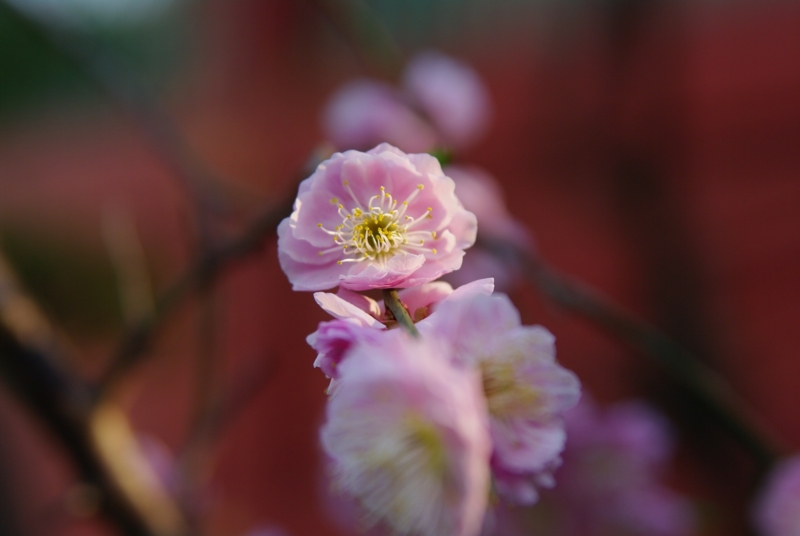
[0,323,156,536]
[0,258,158,534]
[177,352,279,505]
[382,289,419,338]
[97,192,296,397]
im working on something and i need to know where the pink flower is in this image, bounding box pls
[427,292,581,505]
[306,318,380,382]
[322,80,438,153]
[278,144,477,291]
[310,279,576,505]
[321,333,491,536]
[531,397,695,536]
[321,51,491,152]
[754,455,800,536]
[444,165,532,292]
[404,51,492,150]
[307,279,493,389]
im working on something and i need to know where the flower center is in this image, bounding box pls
[318,183,438,265]
[352,211,402,255]
[481,357,541,420]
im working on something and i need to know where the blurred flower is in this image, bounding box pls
[137,434,179,495]
[444,165,532,292]
[753,455,800,536]
[404,51,492,150]
[428,293,581,505]
[503,397,695,536]
[445,165,529,246]
[322,80,438,153]
[321,333,491,536]
[278,143,477,291]
[311,280,580,508]
[321,51,491,153]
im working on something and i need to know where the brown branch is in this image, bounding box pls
[0,321,157,535]
[0,255,187,536]
[96,192,296,398]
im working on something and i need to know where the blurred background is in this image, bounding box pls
[0,0,798,535]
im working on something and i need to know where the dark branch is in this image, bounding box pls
[0,324,153,536]
[97,193,296,396]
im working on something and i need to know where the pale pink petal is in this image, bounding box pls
[335,287,382,319]
[322,80,438,153]
[313,292,381,327]
[404,51,491,149]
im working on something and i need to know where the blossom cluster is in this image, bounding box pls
[524,397,695,536]
[278,142,580,536]
[323,51,491,153]
[321,51,531,294]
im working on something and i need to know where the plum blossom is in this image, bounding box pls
[444,165,532,291]
[307,280,491,398]
[404,51,492,150]
[753,455,800,536]
[322,80,438,153]
[504,398,695,536]
[307,279,493,386]
[321,333,491,536]
[309,279,577,504]
[428,293,581,505]
[278,144,477,291]
[321,51,491,153]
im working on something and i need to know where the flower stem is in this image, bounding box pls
[382,289,420,338]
